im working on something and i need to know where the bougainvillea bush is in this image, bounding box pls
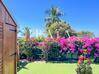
[18,36,99,62]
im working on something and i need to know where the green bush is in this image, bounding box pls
[47,42,61,61]
[32,47,43,60]
[17,60,28,72]
[35,36,45,42]
[76,63,92,74]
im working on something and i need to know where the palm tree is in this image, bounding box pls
[23,27,31,41]
[45,6,63,27]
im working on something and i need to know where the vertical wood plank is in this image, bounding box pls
[0,23,3,74]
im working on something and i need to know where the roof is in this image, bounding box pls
[0,0,17,27]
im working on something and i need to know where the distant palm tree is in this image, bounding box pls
[45,6,63,27]
[23,27,31,41]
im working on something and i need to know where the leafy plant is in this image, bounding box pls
[47,42,61,61]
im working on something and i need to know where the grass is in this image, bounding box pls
[17,61,99,74]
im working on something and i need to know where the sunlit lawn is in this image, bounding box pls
[17,62,99,74]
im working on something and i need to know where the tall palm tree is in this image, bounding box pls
[45,7,63,27]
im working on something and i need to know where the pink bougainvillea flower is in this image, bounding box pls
[82,39,94,48]
[68,43,75,52]
[67,36,78,42]
[93,38,99,43]
[44,37,53,42]
[82,36,89,42]
[59,37,68,50]
[70,48,75,53]
[96,49,99,51]
[94,53,99,57]
[87,47,92,53]
[38,42,46,47]
[35,42,39,46]
[79,49,83,53]
[95,43,99,49]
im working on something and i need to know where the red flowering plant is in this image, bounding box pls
[76,50,93,74]
[78,50,91,65]
[76,44,92,74]
[76,37,96,74]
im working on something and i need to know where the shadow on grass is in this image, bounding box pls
[46,61,77,64]
[46,58,78,63]
[46,58,99,64]
[17,61,29,72]
[94,57,99,64]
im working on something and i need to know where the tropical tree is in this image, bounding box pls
[45,6,63,28]
[23,27,31,41]
[18,38,33,60]
[45,7,76,38]
[46,22,77,38]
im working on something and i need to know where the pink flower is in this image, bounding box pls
[82,38,94,48]
[95,43,99,49]
[68,36,78,42]
[38,42,46,47]
[45,37,53,42]
[79,49,83,53]
[68,43,75,52]
[94,53,99,57]
[93,38,99,42]
[96,48,99,51]
[87,48,92,54]
[59,37,68,50]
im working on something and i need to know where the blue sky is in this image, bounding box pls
[4,0,99,37]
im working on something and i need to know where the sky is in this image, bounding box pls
[3,0,99,37]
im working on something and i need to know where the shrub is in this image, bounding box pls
[17,60,28,72]
[76,48,93,74]
[76,63,92,74]
[18,37,99,63]
[47,42,61,61]
[32,47,43,60]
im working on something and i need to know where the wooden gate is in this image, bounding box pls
[0,1,17,74]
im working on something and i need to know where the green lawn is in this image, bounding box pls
[17,62,99,74]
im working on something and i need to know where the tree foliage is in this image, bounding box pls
[45,6,63,26]
[46,22,77,37]
[77,31,95,38]
[22,27,31,41]
[45,7,76,38]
